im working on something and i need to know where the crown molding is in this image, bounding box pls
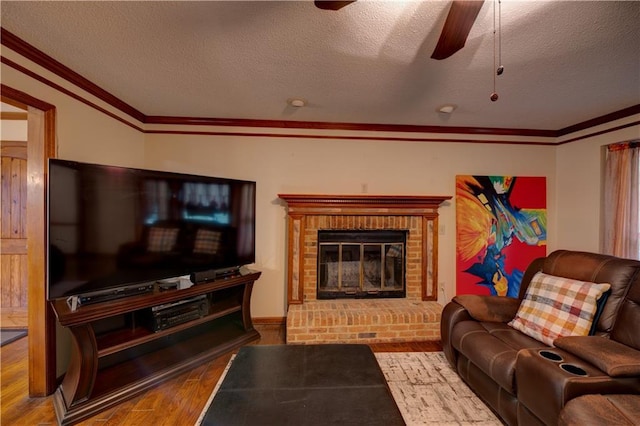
[145,115,556,137]
[556,119,640,145]
[1,27,145,123]
[556,104,640,136]
[1,27,638,140]
[1,58,144,133]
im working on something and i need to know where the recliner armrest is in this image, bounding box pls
[554,335,640,377]
[452,294,520,323]
[440,300,473,368]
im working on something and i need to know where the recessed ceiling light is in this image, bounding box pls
[289,99,306,107]
[438,104,456,114]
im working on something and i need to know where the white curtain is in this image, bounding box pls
[603,141,640,259]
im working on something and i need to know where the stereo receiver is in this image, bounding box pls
[142,295,209,332]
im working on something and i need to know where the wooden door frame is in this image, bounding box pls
[2,84,57,396]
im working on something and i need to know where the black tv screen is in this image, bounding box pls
[47,159,256,301]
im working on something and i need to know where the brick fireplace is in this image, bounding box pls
[279,194,451,344]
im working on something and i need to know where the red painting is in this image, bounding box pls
[456,175,547,297]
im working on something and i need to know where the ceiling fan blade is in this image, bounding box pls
[431,0,485,60]
[314,1,356,11]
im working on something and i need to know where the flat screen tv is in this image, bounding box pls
[47,159,256,301]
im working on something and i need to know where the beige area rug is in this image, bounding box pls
[196,351,501,426]
[375,352,502,426]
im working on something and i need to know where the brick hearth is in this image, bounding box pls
[286,299,442,344]
[279,194,450,344]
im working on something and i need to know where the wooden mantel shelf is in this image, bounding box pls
[278,194,451,211]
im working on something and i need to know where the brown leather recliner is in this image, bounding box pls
[558,394,640,425]
[440,250,640,426]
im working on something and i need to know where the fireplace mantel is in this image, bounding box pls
[278,194,451,212]
[278,194,451,305]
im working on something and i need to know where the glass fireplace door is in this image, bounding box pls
[317,230,406,299]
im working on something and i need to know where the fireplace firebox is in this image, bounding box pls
[317,230,406,299]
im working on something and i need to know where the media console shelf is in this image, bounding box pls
[50,271,261,425]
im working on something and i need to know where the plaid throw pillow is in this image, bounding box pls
[193,229,222,255]
[508,272,611,346]
[147,227,179,252]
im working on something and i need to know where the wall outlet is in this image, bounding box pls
[439,282,447,301]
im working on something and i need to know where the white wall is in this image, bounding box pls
[555,117,640,252]
[144,133,557,317]
[1,118,28,140]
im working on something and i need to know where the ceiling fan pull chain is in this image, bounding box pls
[491,0,499,101]
[497,0,504,76]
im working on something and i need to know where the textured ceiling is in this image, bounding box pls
[1,1,639,131]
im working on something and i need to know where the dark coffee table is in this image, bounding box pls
[200,344,405,425]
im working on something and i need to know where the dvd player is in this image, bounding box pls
[67,282,155,311]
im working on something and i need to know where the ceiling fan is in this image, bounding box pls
[314,0,485,60]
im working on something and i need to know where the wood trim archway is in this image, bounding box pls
[1,84,57,396]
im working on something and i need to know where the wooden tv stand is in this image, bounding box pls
[50,271,261,425]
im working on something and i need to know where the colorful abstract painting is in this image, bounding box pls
[456,176,547,297]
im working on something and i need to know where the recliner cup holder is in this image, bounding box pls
[559,363,588,376]
[539,350,563,362]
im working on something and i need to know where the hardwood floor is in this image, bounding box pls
[1,325,441,425]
